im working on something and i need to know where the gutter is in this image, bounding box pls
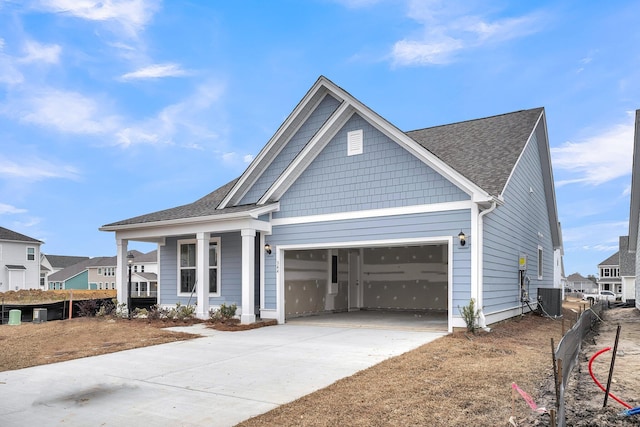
[476,200,498,332]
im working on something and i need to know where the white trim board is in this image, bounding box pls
[271,200,473,226]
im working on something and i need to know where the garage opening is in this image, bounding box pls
[284,244,448,330]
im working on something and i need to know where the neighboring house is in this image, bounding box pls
[597,252,621,296]
[40,254,90,289]
[627,109,640,310]
[100,76,562,332]
[565,272,597,293]
[0,226,43,292]
[48,251,158,296]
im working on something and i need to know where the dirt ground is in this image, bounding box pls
[559,306,640,426]
[1,291,638,426]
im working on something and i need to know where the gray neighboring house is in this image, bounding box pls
[627,109,640,310]
[40,254,90,289]
[101,76,563,332]
[0,226,43,291]
[619,236,636,303]
[565,272,596,293]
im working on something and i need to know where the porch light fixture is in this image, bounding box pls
[458,231,466,247]
[127,251,134,319]
[264,244,272,255]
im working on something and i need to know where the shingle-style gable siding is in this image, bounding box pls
[482,121,554,313]
[274,113,469,218]
[240,95,342,205]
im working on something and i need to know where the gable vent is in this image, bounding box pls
[347,129,363,156]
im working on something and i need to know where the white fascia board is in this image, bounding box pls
[271,200,473,226]
[114,217,272,241]
[219,79,342,209]
[101,204,278,235]
[258,102,353,205]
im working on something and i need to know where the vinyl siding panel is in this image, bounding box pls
[275,113,469,218]
[159,233,243,307]
[65,271,89,290]
[482,122,555,314]
[240,94,341,205]
[264,210,472,311]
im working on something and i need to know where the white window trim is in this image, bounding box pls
[26,246,36,261]
[537,245,543,280]
[177,237,221,297]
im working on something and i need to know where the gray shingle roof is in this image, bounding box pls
[103,104,545,228]
[598,252,619,267]
[102,178,249,227]
[406,108,544,197]
[0,226,43,244]
[43,255,90,269]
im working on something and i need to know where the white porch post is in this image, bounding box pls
[196,232,209,319]
[241,229,256,324]
[116,238,128,305]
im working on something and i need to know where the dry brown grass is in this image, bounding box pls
[238,312,566,427]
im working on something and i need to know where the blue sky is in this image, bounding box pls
[1,0,638,277]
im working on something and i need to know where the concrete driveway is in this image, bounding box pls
[0,323,444,427]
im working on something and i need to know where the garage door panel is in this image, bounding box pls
[363,280,447,310]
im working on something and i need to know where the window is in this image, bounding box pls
[141,265,145,273]
[179,242,197,294]
[209,242,218,293]
[104,267,115,277]
[27,247,35,261]
[98,268,102,275]
[134,265,138,272]
[537,246,543,280]
[178,238,221,295]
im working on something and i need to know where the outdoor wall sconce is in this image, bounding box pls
[458,231,466,247]
[264,244,272,255]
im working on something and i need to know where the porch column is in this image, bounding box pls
[116,238,128,305]
[196,232,209,319]
[241,229,256,324]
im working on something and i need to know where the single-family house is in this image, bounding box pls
[40,254,90,289]
[596,252,621,296]
[0,226,43,292]
[100,76,562,332]
[565,272,596,293]
[594,237,635,302]
[627,109,640,310]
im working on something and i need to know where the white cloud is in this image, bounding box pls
[19,40,61,64]
[121,63,190,80]
[114,80,226,147]
[243,154,254,163]
[0,203,27,214]
[562,220,627,246]
[0,154,80,181]
[552,112,634,186]
[391,0,542,66]
[5,88,121,134]
[34,0,160,37]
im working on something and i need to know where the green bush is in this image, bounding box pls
[209,303,238,322]
[459,298,478,334]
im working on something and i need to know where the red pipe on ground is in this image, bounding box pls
[588,347,632,409]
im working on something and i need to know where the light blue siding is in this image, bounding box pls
[482,122,555,314]
[240,94,341,205]
[159,233,243,307]
[275,113,469,218]
[264,209,472,311]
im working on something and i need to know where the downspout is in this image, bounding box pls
[476,200,498,332]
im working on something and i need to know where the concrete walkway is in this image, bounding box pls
[0,323,444,427]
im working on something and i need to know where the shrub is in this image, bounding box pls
[459,298,478,334]
[76,299,99,317]
[96,299,116,317]
[209,303,238,322]
[174,302,196,320]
